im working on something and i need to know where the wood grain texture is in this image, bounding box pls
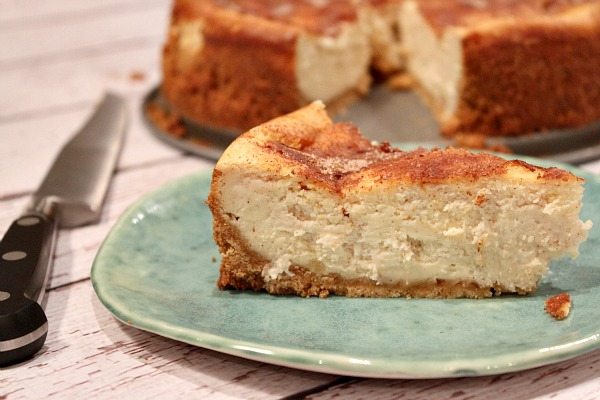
[0,3,167,69]
[50,157,210,289]
[0,98,188,209]
[308,351,600,400]
[0,46,161,120]
[0,281,336,399]
[1,0,600,398]
[0,0,167,26]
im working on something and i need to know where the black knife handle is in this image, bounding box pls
[0,213,57,366]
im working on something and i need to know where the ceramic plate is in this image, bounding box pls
[92,157,600,378]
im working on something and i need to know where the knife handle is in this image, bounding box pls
[0,213,57,366]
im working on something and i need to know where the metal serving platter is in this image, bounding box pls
[142,85,600,164]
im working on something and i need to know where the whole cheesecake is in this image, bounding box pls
[162,0,600,137]
[207,102,592,298]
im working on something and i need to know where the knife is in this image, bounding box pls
[0,93,127,366]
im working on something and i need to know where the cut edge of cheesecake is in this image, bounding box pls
[208,101,592,298]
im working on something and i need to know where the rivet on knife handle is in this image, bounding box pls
[0,213,57,366]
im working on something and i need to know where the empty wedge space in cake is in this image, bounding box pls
[207,101,592,298]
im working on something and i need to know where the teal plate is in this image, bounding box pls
[92,156,600,379]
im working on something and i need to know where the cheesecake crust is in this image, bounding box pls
[163,0,301,132]
[451,19,600,137]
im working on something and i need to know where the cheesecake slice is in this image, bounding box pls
[207,102,591,298]
[401,0,600,137]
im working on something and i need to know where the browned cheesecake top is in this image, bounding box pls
[360,0,401,7]
[253,112,577,190]
[175,0,359,36]
[417,0,599,32]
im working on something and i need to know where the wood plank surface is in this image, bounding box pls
[308,351,600,400]
[2,0,600,398]
[0,281,337,400]
[0,46,162,120]
[0,3,168,69]
[0,0,167,25]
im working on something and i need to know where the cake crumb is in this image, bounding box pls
[545,292,571,320]
[146,102,186,138]
[387,73,414,90]
[129,70,146,82]
[211,256,217,263]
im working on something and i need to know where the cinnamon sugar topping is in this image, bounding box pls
[262,119,576,187]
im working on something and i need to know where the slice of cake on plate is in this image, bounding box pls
[401,0,600,137]
[207,101,592,298]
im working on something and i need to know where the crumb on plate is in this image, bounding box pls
[545,292,571,320]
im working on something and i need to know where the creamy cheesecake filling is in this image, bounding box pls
[172,20,205,71]
[218,170,591,292]
[361,3,404,73]
[401,1,463,120]
[296,23,372,103]
[173,16,371,105]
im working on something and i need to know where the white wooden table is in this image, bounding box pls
[2,1,600,398]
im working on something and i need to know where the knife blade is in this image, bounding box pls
[0,93,127,366]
